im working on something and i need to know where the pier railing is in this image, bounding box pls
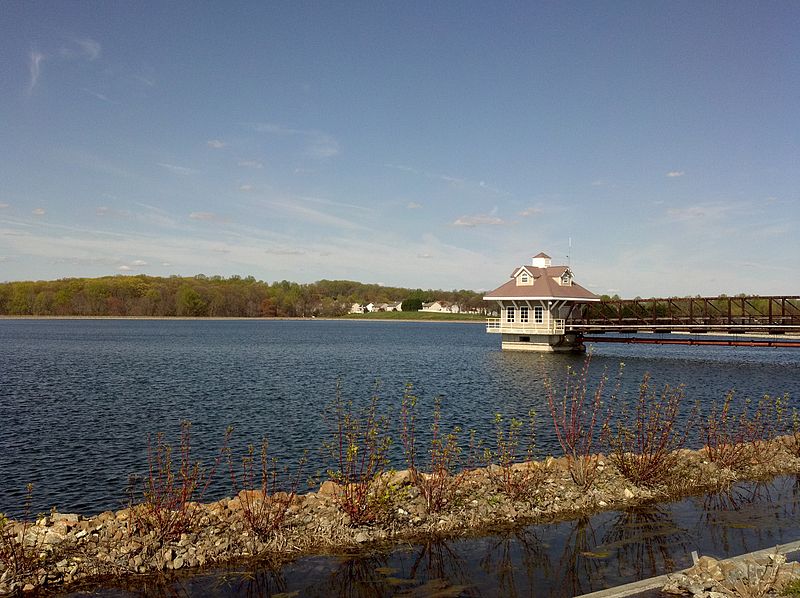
[568,295,800,334]
[486,318,565,335]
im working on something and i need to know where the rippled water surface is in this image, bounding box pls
[1,318,799,517]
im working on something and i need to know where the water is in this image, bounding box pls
[65,476,800,597]
[1,319,799,517]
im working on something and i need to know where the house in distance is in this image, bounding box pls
[483,252,599,352]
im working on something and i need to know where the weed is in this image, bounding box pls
[544,355,619,489]
[0,484,43,585]
[485,411,546,500]
[702,392,785,470]
[228,438,307,540]
[130,420,231,541]
[604,374,694,487]
[401,385,476,513]
[324,383,392,525]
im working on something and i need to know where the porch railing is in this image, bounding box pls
[486,318,566,335]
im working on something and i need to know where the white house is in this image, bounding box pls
[386,301,403,312]
[483,252,599,352]
[349,303,365,314]
[420,301,460,313]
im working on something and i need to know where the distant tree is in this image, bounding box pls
[402,297,423,311]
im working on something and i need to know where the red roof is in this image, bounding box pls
[484,265,599,302]
[533,252,551,259]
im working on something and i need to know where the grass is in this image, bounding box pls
[340,311,487,322]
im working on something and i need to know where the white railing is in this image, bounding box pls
[486,318,566,335]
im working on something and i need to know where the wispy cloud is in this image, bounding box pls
[69,38,101,61]
[239,184,253,192]
[252,122,340,159]
[207,140,227,149]
[118,265,131,271]
[0,203,9,209]
[81,88,112,102]
[666,203,731,222]
[264,248,305,256]
[666,170,685,178]
[238,160,263,169]
[131,259,148,266]
[519,206,544,217]
[158,162,198,176]
[417,253,434,259]
[407,202,422,209]
[386,163,506,194]
[32,208,46,216]
[28,39,101,94]
[27,51,45,93]
[452,213,505,227]
[265,199,360,229]
[189,211,226,222]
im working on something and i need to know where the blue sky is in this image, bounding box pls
[1,2,798,297]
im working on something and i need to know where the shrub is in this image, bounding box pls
[544,355,619,489]
[228,438,307,539]
[129,421,231,541]
[0,485,43,585]
[485,410,546,500]
[401,385,478,513]
[324,383,392,525]
[702,392,786,470]
[603,374,693,487]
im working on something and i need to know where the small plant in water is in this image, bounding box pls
[130,420,231,541]
[485,410,545,500]
[603,373,694,487]
[228,438,307,540]
[324,382,392,525]
[401,384,476,513]
[544,355,619,489]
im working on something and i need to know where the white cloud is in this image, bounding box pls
[158,162,198,175]
[238,160,264,169]
[189,211,220,221]
[28,51,45,93]
[0,203,9,209]
[81,88,112,102]
[417,253,433,259]
[407,202,422,209]
[452,214,505,227]
[252,122,340,159]
[118,265,132,271]
[73,38,101,61]
[666,204,731,222]
[131,259,148,266]
[32,208,46,216]
[239,184,253,192]
[207,140,227,149]
[666,171,685,178]
[519,206,544,217]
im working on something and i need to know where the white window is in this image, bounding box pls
[520,306,529,323]
[506,306,515,323]
[520,273,529,284]
[561,273,572,286]
[534,306,544,324]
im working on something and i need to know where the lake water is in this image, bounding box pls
[1,318,799,518]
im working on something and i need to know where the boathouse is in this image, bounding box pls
[483,252,600,352]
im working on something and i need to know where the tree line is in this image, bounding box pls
[0,275,487,318]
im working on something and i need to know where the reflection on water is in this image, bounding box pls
[66,476,800,597]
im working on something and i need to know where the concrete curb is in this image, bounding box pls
[575,539,800,598]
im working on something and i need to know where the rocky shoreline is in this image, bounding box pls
[2,437,800,596]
